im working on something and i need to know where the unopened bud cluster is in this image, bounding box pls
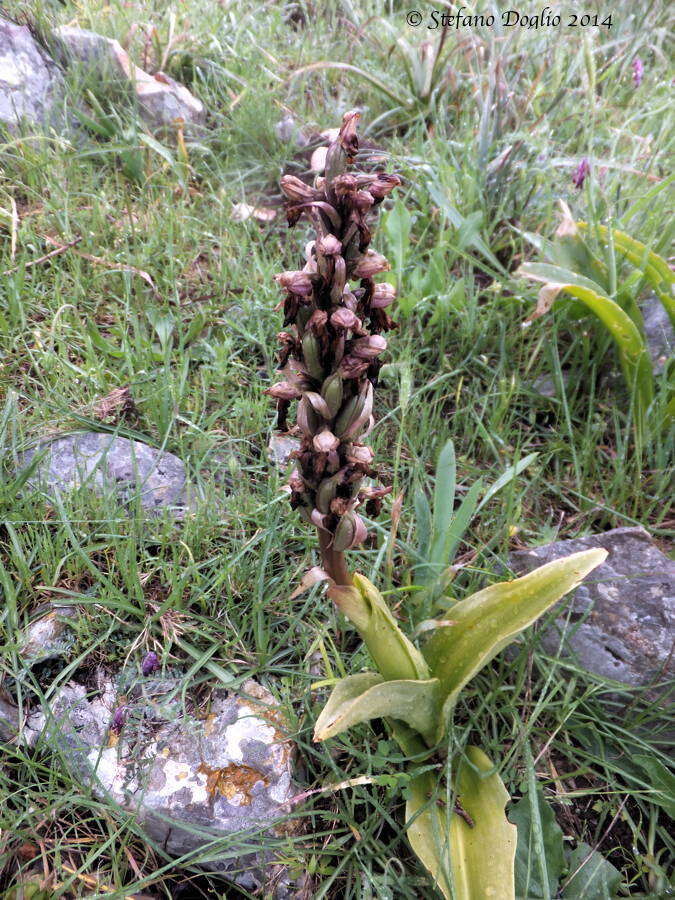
[269,111,400,568]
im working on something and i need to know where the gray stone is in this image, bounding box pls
[531,373,570,398]
[509,527,674,692]
[53,26,205,131]
[19,604,78,665]
[274,113,309,147]
[25,677,300,895]
[641,294,674,375]
[268,434,300,469]
[0,692,20,742]
[20,432,198,517]
[0,20,65,133]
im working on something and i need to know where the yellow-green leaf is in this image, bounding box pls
[313,672,441,744]
[578,223,675,327]
[423,549,607,738]
[518,262,654,416]
[406,746,516,900]
[450,747,517,900]
[330,575,431,682]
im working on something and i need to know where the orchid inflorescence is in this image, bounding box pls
[268,111,400,586]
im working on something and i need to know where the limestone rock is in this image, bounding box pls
[509,527,674,693]
[0,20,65,132]
[26,677,300,895]
[20,432,198,517]
[54,26,205,131]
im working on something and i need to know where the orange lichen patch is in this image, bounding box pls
[239,681,294,745]
[203,712,217,737]
[197,763,268,806]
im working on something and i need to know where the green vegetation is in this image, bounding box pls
[1,0,673,897]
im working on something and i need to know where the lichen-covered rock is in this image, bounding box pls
[0,20,65,132]
[509,527,674,693]
[27,677,300,895]
[19,432,198,517]
[53,26,205,131]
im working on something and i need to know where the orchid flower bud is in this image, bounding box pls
[313,430,339,453]
[347,444,375,467]
[353,250,390,279]
[317,234,342,257]
[331,308,361,331]
[280,174,318,203]
[369,173,402,199]
[141,651,159,676]
[351,335,387,360]
[371,282,396,309]
[333,511,368,551]
[275,270,314,296]
[266,381,302,401]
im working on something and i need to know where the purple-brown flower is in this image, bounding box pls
[110,705,126,734]
[572,158,590,190]
[632,57,644,87]
[270,112,401,585]
[141,650,159,676]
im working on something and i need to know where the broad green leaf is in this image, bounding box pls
[405,767,453,899]
[422,549,607,736]
[440,479,483,568]
[313,673,441,744]
[562,843,622,899]
[551,202,609,291]
[86,322,124,358]
[406,746,516,900]
[551,232,609,293]
[633,755,675,818]
[430,440,456,566]
[518,263,654,415]
[147,310,175,348]
[383,199,412,280]
[330,575,430,683]
[451,747,517,900]
[578,223,675,327]
[509,783,565,898]
[414,487,432,560]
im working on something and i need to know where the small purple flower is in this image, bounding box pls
[572,158,590,190]
[141,650,159,676]
[111,705,126,734]
[632,57,644,87]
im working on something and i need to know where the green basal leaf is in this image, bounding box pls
[509,781,565,898]
[406,746,516,900]
[313,672,441,744]
[633,755,675,818]
[331,575,431,683]
[430,439,457,567]
[451,747,517,900]
[561,842,623,899]
[578,223,675,328]
[422,549,607,738]
[405,766,453,899]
